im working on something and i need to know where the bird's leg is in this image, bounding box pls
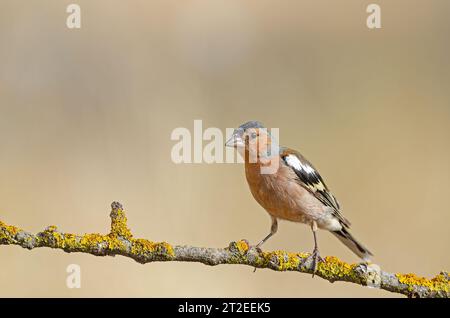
[309,220,323,277]
[253,217,278,272]
[256,217,278,250]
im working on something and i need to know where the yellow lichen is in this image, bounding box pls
[235,240,249,254]
[62,233,78,249]
[396,273,449,293]
[52,231,63,246]
[78,233,128,251]
[0,220,21,239]
[110,208,133,239]
[46,225,58,232]
[316,256,358,281]
[261,250,308,271]
[131,238,175,257]
[107,234,128,250]
[80,233,105,248]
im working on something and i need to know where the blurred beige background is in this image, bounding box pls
[0,0,449,297]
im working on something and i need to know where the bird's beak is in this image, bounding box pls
[225,134,244,148]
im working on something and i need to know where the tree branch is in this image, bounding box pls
[1,202,448,298]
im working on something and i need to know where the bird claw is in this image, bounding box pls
[245,241,263,254]
[248,243,263,273]
[305,248,323,277]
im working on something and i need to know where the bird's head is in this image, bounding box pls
[226,121,277,159]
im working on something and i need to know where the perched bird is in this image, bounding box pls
[225,121,372,274]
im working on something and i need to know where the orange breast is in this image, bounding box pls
[245,159,312,223]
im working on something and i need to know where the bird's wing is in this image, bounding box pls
[280,148,351,228]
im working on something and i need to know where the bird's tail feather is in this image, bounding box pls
[332,227,373,261]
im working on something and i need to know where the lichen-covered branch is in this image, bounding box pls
[1,202,448,298]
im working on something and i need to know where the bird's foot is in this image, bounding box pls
[253,245,263,254]
[249,243,264,273]
[305,248,324,278]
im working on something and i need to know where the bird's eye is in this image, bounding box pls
[251,132,257,139]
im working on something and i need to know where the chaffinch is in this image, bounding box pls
[226,121,372,274]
